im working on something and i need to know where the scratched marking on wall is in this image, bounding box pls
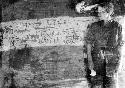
[1,16,96,51]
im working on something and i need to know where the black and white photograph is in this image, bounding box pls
[0,0,125,88]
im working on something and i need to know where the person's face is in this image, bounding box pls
[99,12,109,21]
[98,7,110,21]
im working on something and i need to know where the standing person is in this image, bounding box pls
[76,1,122,88]
[86,2,116,76]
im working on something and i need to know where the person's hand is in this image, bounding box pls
[90,69,96,76]
[75,1,98,13]
[75,1,86,13]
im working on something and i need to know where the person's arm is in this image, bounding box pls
[84,4,98,11]
[75,1,98,13]
[87,43,96,76]
[87,43,94,70]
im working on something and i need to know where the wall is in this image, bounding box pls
[1,16,125,88]
[1,16,96,88]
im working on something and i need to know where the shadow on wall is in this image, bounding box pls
[9,47,32,70]
[2,0,96,22]
[2,0,125,22]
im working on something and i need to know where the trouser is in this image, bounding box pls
[86,58,119,88]
[89,76,117,88]
[91,49,120,88]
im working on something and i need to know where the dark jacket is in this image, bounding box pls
[85,20,122,76]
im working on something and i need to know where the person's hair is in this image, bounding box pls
[99,3,114,16]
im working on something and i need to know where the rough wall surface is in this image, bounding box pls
[1,16,96,51]
[1,16,125,88]
[1,16,96,88]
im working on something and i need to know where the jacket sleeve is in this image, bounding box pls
[85,23,96,45]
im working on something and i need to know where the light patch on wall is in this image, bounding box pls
[1,16,96,51]
[117,16,125,72]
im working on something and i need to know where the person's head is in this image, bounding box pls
[98,3,114,21]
